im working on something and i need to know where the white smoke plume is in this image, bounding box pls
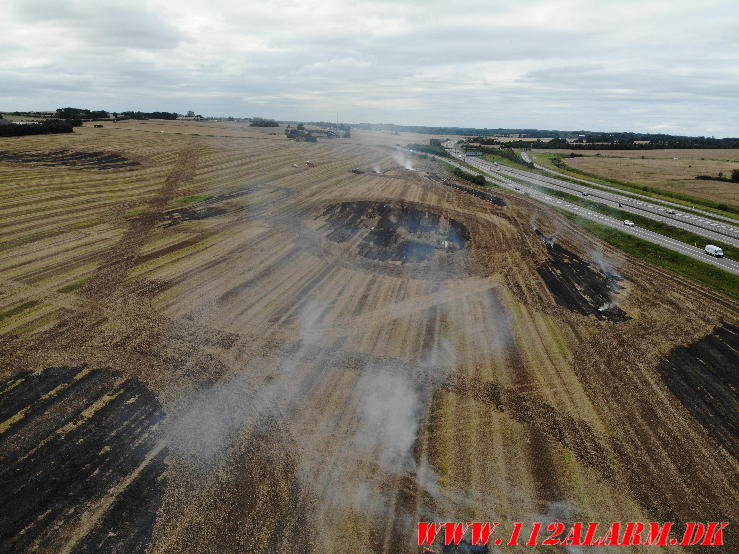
[157,191,521,551]
[392,149,415,171]
[587,248,623,280]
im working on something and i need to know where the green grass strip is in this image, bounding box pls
[556,210,739,300]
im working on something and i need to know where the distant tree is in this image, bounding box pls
[731,169,739,183]
[296,123,305,130]
[250,117,279,127]
[186,110,195,117]
[0,118,75,137]
[56,107,90,119]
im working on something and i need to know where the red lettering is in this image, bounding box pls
[582,522,600,545]
[560,522,584,546]
[645,522,673,545]
[543,522,565,545]
[508,522,523,545]
[470,522,498,545]
[702,522,729,545]
[418,522,442,545]
[620,522,645,545]
[681,522,706,545]
[595,522,621,545]
[527,522,542,545]
[443,522,469,546]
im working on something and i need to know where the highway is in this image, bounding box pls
[428,145,739,276]
[446,145,739,246]
[520,151,739,226]
[475,156,739,247]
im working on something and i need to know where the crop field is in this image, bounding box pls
[545,149,739,160]
[0,121,737,552]
[542,150,739,205]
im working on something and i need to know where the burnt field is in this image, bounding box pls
[0,121,737,552]
[0,149,140,170]
[536,232,629,322]
[319,201,470,263]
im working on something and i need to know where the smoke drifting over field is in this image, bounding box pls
[392,149,415,171]
[159,185,519,550]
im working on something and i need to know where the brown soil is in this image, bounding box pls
[0,121,736,553]
[0,149,139,170]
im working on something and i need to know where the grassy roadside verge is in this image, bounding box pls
[535,153,739,221]
[556,209,739,300]
[535,186,737,260]
[429,154,738,298]
[482,152,532,171]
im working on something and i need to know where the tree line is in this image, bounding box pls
[0,118,75,137]
[55,107,179,120]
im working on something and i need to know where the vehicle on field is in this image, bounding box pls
[623,220,635,227]
[705,244,724,257]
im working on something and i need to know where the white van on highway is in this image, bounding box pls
[704,244,724,257]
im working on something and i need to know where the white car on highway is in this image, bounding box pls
[705,244,724,257]
[623,220,635,227]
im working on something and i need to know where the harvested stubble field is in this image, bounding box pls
[545,149,739,205]
[0,121,737,552]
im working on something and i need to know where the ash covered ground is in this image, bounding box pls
[0,127,736,552]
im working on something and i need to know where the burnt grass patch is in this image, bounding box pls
[0,366,166,552]
[319,201,470,263]
[536,235,629,322]
[0,150,139,170]
[658,323,739,459]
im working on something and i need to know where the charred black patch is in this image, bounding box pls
[536,236,629,322]
[319,201,470,263]
[0,150,139,170]
[658,323,739,458]
[0,366,166,552]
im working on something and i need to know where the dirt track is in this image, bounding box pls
[0,122,737,552]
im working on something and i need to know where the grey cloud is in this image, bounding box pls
[1,0,737,136]
[11,0,184,49]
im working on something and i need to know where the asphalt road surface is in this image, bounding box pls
[447,146,738,246]
[521,151,739,226]
[429,147,739,276]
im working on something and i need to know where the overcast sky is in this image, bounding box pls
[2,0,738,136]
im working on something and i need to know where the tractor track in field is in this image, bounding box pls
[0,127,736,552]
